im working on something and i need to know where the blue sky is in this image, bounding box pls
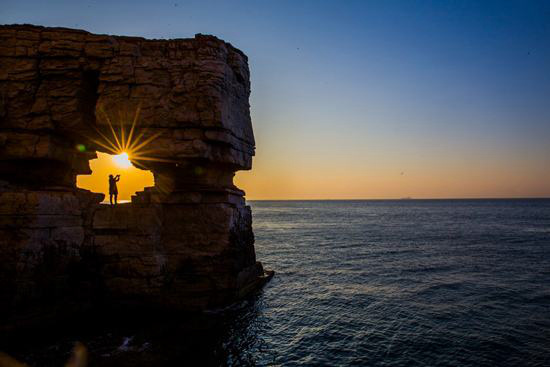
[3,0,550,198]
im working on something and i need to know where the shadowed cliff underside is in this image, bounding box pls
[0,24,271,325]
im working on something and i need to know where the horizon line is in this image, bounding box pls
[245,197,550,201]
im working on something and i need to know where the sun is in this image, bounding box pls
[112,152,132,168]
[86,104,172,171]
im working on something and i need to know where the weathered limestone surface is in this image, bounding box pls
[0,24,269,321]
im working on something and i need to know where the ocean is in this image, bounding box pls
[5,199,550,366]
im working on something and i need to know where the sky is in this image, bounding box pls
[3,0,550,199]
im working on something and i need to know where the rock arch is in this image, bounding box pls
[0,25,269,320]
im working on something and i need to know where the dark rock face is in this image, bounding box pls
[0,24,268,321]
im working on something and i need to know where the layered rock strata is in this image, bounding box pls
[0,24,269,321]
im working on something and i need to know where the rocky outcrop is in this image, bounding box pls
[0,24,270,322]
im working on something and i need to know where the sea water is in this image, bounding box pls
[6,199,550,366]
[246,199,550,366]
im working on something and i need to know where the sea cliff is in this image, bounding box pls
[0,24,270,325]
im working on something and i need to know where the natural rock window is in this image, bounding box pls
[76,151,154,203]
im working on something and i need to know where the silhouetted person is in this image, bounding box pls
[109,174,120,205]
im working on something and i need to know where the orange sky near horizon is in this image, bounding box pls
[234,156,550,200]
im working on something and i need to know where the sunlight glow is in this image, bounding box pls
[76,104,170,200]
[77,152,154,201]
[87,104,172,171]
[113,152,132,168]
